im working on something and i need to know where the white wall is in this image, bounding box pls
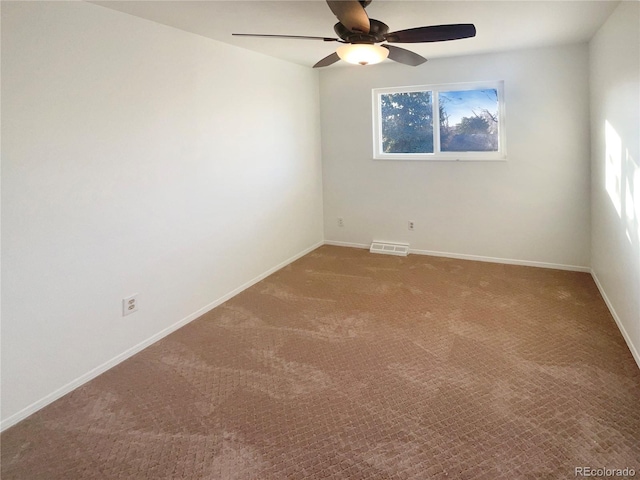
[320,44,591,269]
[1,2,323,427]
[589,1,640,366]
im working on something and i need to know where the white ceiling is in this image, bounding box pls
[92,0,619,67]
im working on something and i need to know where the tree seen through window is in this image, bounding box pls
[380,91,433,154]
[440,89,498,152]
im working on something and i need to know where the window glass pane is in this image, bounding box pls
[380,91,433,154]
[439,89,499,152]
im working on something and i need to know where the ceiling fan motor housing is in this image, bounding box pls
[334,19,389,44]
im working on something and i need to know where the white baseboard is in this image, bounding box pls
[409,247,591,272]
[0,241,324,432]
[324,240,370,249]
[590,270,640,370]
[324,240,591,272]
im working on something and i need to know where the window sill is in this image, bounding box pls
[373,154,507,162]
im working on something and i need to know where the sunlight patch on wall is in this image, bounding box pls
[605,120,622,218]
[605,121,639,248]
[627,150,640,247]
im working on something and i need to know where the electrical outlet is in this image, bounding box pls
[338,217,344,227]
[408,221,415,231]
[122,294,138,316]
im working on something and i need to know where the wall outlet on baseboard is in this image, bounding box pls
[408,221,415,231]
[338,217,344,227]
[122,294,138,316]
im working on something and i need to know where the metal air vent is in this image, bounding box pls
[370,241,409,257]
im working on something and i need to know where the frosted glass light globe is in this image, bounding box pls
[336,44,389,66]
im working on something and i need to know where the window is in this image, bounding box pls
[373,81,506,161]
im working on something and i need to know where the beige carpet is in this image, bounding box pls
[2,245,639,479]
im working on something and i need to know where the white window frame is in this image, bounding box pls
[372,81,506,161]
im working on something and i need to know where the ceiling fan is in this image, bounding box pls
[233,0,476,68]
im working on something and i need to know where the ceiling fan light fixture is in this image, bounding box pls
[336,43,389,65]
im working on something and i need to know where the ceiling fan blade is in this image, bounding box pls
[313,52,341,68]
[233,33,339,42]
[385,24,476,43]
[326,0,370,33]
[382,44,427,66]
